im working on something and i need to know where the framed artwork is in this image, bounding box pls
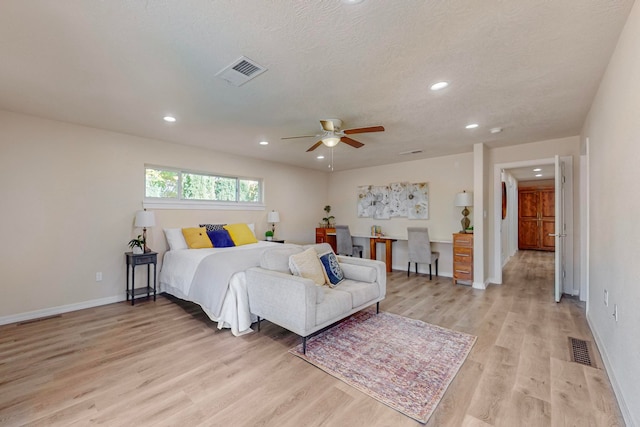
[357,182,428,219]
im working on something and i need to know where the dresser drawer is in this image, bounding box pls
[133,254,156,265]
[453,234,473,247]
[453,246,473,262]
[453,266,473,281]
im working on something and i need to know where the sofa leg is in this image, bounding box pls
[407,262,410,277]
[376,301,379,314]
[436,259,438,277]
[429,264,432,280]
[302,336,307,354]
[257,316,261,332]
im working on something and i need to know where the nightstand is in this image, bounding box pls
[125,251,157,305]
[268,239,286,244]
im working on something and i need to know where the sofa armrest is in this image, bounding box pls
[246,267,317,336]
[336,256,386,298]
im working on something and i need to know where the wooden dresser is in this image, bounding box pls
[315,228,337,253]
[453,233,473,285]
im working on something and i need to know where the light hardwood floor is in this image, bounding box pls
[0,251,624,426]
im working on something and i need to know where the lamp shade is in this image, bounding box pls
[454,192,473,207]
[135,210,155,228]
[267,211,280,223]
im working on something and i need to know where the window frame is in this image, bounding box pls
[143,165,265,211]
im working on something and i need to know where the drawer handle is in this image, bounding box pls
[455,253,470,257]
[455,269,470,274]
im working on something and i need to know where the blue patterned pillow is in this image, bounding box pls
[207,229,235,248]
[318,250,345,287]
[200,223,226,232]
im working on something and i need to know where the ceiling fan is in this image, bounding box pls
[282,119,384,152]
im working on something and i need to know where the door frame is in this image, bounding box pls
[493,157,574,294]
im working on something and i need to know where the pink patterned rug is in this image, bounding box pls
[289,310,476,424]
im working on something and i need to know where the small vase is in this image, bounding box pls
[132,246,143,254]
[266,236,272,241]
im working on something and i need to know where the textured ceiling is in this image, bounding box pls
[0,1,634,171]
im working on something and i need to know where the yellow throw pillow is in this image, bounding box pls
[224,223,258,246]
[182,227,213,249]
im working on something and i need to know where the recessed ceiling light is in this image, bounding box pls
[465,123,479,129]
[342,0,364,4]
[163,116,176,123]
[430,81,449,91]
[317,155,325,160]
[533,168,542,172]
[490,127,502,134]
[259,141,269,145]
[535,174,543,177]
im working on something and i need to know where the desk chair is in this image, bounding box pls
[335,225,363,257]
[407,227,439,280]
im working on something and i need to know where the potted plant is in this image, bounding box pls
[265,230,274,241]
[322,205,335,228]
[128,235,145,254]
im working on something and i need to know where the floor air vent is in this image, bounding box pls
[215,56,267,87]
[569,337,595,367]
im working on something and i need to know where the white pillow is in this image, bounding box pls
[164,228,188,251]
[247,223,255,236]
[289,247,326,286]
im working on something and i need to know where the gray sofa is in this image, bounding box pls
[246,243,386,353]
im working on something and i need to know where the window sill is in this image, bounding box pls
[143,199,265,211]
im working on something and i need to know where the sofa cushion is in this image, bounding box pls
[260,245,304,273]
[316,289,352,325]
[289,247,326,286]
[318,250,345,287]
[340,263,377,283]
[338,280,380,308]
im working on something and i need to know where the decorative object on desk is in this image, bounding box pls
[128,235,144,254]
[267,210,280,237]
[265,230,274,241]
[357,182,429,219]
[321,205,335,228]
[454,190,473,233]
[134,209,155,252]
[289,309,476,424]
[370,225,382,237]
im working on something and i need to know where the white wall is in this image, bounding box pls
[581,2,640,424]
[327,152,474,277]
[0,110,327,320]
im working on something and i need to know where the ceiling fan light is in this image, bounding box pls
[322,136,341,147]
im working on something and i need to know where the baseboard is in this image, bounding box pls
[0,295,127,326]
[587,314,635,427]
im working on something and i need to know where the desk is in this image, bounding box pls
[368,237,397,272]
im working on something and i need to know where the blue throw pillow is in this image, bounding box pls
[207,229,235,248]
[318,251,345,287]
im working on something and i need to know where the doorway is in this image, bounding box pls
[492,157,574,297]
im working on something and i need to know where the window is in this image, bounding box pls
[144,166,263,209]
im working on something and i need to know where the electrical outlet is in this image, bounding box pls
[604,289,609,306]
[96,272,102,282]
[613,304,618,322]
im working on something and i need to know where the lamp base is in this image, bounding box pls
[460,207,470,233]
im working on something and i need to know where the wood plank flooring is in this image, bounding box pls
[0,250,624,426]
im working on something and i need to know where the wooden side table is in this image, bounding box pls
[125,251,157,305]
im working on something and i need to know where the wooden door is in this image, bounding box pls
[518,189,540,249]
[518,186,555,251]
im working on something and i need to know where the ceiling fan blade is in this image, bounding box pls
[341,136,364,148]
[343,126,385,135]
[281,135,316,140]
[306,141,324,152]
[320,120,335,132]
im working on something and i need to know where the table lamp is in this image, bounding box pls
[454,191,473,233]
[135,209,155,252]
[267,210,280,238]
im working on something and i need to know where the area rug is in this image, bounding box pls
[289,310,476,424]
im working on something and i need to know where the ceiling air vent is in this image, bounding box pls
[215,56,267,87]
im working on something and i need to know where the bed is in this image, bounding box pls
[159,230,283,336]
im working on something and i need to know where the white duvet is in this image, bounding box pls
[159,241,279,336]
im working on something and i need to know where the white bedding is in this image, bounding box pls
[159,241,280,336]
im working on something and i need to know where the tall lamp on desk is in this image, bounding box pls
[454,191,473,233]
